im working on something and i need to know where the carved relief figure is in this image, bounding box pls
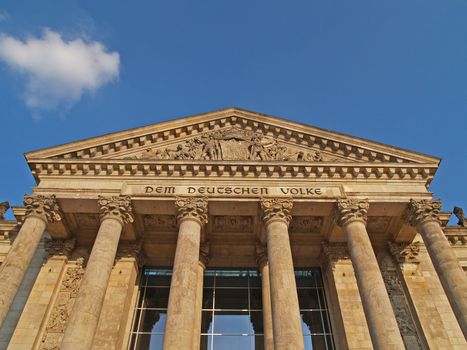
[127,127,323,162]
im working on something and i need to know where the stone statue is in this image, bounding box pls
[453,206,465,227]
[127,127,324,162]
[0,201,9,220]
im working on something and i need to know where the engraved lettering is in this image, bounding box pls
[188,187,196,194]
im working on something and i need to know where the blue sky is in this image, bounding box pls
[0,1,466,221]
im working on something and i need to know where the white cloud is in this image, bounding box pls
[0,29,119,111]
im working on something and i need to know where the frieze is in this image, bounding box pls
[212,216,254,233]
[125,127,326,162]
[143,215,177,231]
[289,216,323,233]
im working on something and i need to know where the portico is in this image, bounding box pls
[1,108,466,349]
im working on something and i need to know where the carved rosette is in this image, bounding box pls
[199,241,210,268]
[336,198,369,226]
[45,238,76,259]
[388,242,421,265]
[321,242,350,272]
[175,197,208,225]
[405,199,441,227]
[97,195,134,225]
[255,243,268,269]
[260,198,293,226]
[24,194,62,223]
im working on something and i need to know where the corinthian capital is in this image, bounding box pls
[388,242,421,265]
[175,197,208,225]
[199,241,210,267]
[336,198,369,226]
[24,194,62,223]
[97,195,134,224]
[405,199,441,227]
[255,243,268,269]
[261,198,293,226]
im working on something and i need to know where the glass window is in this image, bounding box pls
[129,268,334,350]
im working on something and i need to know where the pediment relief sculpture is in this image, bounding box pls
[125,127,328,162]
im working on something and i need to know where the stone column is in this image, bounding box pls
[256,244,274,350]
[260,198,303,350]
[163,197,208,350]
[406,199,467,339]
[193,242,209,350]
[0,194,62,327]
[61,196,134,350]
[92,241,141,350]
[321,242,372,350]
[336,199,404,349]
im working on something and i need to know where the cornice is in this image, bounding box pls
[25,109,440,165]
[28,159,437,184]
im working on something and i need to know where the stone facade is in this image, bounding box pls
[0,108,466,349]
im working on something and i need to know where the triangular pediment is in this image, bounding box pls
[26,108,439,165]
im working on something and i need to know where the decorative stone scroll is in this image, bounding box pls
[405,199,441,227]
[175,197,208,225]
[321,242,350,272]
[260,198,293,225]
[126,127,325,162]
[44,238,76,259]
[24,194,62,223]
[336,198,369,226]
[388,242,421,265]
[97,195,134,224]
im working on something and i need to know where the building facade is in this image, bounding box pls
[0,108,466,350]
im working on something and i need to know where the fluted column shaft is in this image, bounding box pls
[261,198,303,350]
[407,199,467,338]
[337,199,404,350]
[163,197,208,350]
[61,196,133,350]
[257,245,274,350]
[0,195,61,327]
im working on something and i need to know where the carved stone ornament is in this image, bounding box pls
[261,198,293,225]
[336,198,369,226]
[24,194,62,223]
[97,195,134,224]
[175,197,208,224]
[0,201,9,220]
[388,242,421,265]
[126,127,325,162]
[44,238,76,259]
[405,199,441,227]
[321,242,350,271]
[255,243,268,269]
[116,240,142,261]
[199,241,210,267]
